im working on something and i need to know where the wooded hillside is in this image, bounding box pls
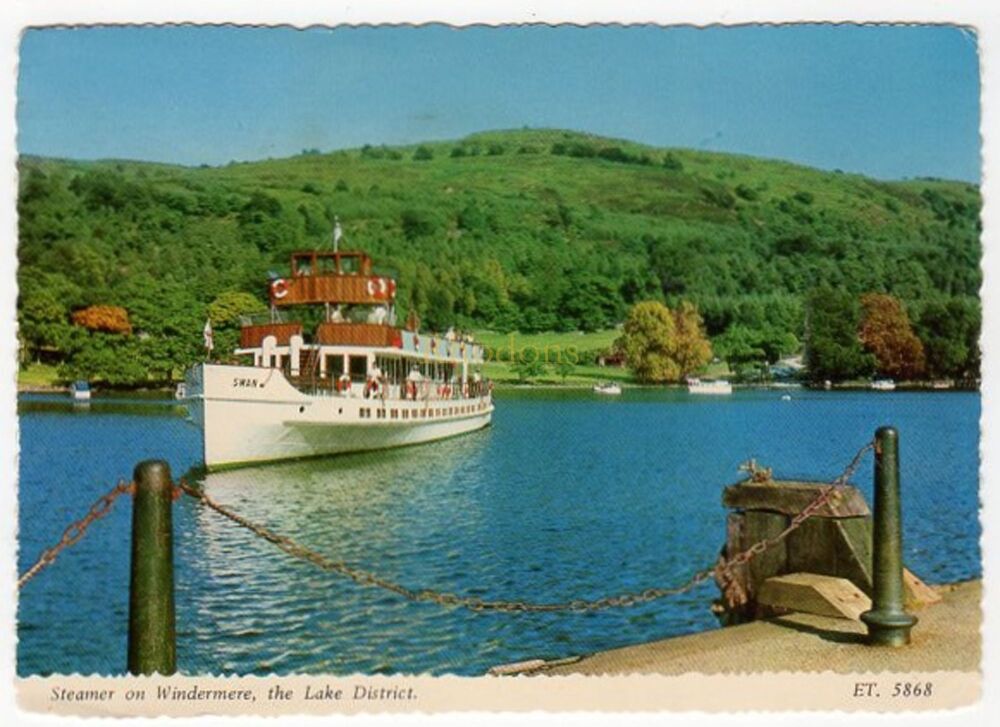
[17,128,981,385]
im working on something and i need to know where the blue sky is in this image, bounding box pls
[17,24,981,181]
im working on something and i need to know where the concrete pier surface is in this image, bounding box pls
[503,580,979,676]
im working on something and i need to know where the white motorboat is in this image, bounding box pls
[687,377,733,395]
[593,382,622,395]
[70,380,91,402]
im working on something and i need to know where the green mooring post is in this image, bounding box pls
[127,460,177,675]
[860,427,917,646]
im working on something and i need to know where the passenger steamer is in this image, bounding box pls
[184,248,493,470]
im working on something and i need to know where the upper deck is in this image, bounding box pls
[241,246,485,365]
[269,250,397,306]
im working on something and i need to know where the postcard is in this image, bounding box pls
[3,0,995,719]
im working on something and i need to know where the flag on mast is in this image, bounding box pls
[333,216,343,252]
[203,318,214,354]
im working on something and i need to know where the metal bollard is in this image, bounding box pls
[127,460,177,674]
[860,427,917,646]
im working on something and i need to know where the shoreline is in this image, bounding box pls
[17,380,979,395]
[492,579,980,676]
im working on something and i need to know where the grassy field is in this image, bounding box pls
[17,362,62,389]
[473,328,730,386]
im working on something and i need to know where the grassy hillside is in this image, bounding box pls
[16,128,980,385]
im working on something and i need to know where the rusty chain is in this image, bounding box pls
[17,480,135,590]
[176,439,876,614]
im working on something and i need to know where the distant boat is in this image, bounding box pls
[932,380,952,390]
[823,380,833,390]
[593,382,622,396]
[687,378,733,395]
[781,394,792,401]
[871,378,897,391]
[70,380,91,402]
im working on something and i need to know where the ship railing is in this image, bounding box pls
[285,375,493,402]
[239,310,288,326]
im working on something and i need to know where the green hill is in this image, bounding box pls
[16,128,981,385]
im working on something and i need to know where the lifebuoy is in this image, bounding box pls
[336,374,350,393]
[271,278,289,300]
[378,278,388,297]
[387,279,397,299]
[366,278,377,296]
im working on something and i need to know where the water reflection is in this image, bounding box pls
[19,392,188,418]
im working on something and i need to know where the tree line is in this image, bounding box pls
[15,129,981,387]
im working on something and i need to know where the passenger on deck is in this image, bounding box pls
[330,305,345,323]
[365,363,382,399]
[368,305,388,325]
[406,365,422,400]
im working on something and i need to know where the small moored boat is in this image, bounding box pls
[687,377,733,395]
[871,378,897,391]
[593,382,622,396]
[70,380,91,402]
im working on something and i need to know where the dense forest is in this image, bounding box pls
[16,128,981,385]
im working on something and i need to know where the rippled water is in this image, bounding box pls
[17,388,981,675]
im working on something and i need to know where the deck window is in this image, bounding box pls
[326,354,345,378]
[349,355,367,382]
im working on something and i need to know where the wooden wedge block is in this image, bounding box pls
[758,572,873,620]
[904,568,943,607]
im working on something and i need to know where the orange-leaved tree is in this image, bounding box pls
[858,293,925,380]
[70,305,132,335]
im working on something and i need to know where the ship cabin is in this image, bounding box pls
[234,250,489,401]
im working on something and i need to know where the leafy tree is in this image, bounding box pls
[208,291,267,327]
[400,209,436,240]
[511,356,545,382]
[553,359,575,381]
[207,291,268,357]
[617,300,711,383]
[714,325,768,380]
[858,293,926,380]
[804,287,874,382]
[673,301,713,375]
[58,333,149,386]
[915,298,980,380]
[663,153,684,171]
[413,145,434,161]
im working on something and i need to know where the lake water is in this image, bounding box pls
[16,388,981,676]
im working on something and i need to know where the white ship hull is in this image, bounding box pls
[184,363,493,470]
